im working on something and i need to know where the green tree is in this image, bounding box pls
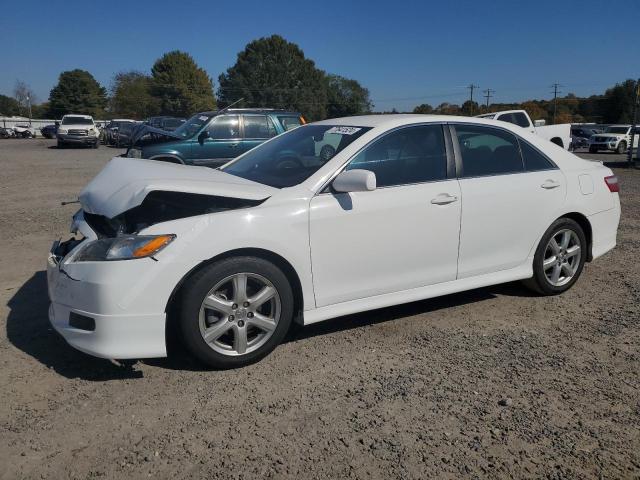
[412,103,434,114]
[461,100,479,116]
[218,35,328,120]
[325,74,372,118]
[111,71,159,119]
[0,94,20,116]
[601,79,637,123]
[151,51,215,116]
[48,69,108,118]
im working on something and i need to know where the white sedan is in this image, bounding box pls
[47,115,620,368]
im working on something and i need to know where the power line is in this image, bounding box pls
[483,88,495,107]
[550,82,564,124]
[466,84,479,115]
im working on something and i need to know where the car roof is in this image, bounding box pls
[198,108,301,116]
[312,114,524,129]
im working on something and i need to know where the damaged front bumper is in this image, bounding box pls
[47,223,168,359]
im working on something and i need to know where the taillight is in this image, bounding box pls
[604,175,619,192]
[299,116,306,125]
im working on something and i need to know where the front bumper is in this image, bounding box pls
[57,134,99,145]
[589,142,617,151]
[47,239,167,359]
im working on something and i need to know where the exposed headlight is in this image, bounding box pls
[58,128,67,134]
[127,148,142,158]
[71,234,176,262]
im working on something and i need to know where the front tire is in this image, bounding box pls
[589,146,597,153]
[523,218,587,295]
[616,141,627,154]
[179,256,294,369]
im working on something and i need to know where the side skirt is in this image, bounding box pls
[302,262,533,326]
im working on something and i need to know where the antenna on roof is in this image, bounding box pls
[217,98,245,114]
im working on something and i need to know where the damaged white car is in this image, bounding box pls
[47,115,621,368]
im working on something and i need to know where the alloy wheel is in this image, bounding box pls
[198,272,281,356]
[543,229,581,287]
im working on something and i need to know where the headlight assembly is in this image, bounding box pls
[71,234,176,262]
[127,148,142,158]
[58,129,67,134]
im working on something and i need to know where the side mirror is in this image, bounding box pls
[332,169,376,193]
[534,119,546,127]
[198,130,209,144]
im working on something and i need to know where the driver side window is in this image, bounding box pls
[207,115,240,140]
[346,125,447,188]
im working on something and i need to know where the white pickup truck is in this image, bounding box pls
[476,109,571,150]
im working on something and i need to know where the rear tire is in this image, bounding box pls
[523,218,587,295]
[589,146,597,153]
[179,256,294,369]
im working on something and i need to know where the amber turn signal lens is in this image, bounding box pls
[132,235,175,258]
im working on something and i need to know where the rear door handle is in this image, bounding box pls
[541,180,561,189]
[431,193,458,205]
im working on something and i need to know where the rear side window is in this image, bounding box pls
[243,115,276,139]
[346,124,447,187]
[456,125,524,177]
[278,116,302,131]
[519,140,556,171]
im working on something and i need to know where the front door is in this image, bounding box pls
[191,114,241,167]
[309,124,461,307]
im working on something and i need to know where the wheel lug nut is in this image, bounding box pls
[228,315,234,322]
[232,303,238,309]
[243,302,250,307]
[247,312,254,318]
[237,320,245,327]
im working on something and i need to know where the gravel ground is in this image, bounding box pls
[1,139,639,479]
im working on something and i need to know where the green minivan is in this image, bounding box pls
[126,109,305,167]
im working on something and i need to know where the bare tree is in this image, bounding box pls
[14,80,36,118]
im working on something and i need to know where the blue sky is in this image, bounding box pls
[1,0,638,111]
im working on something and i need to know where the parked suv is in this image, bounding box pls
[57,114,100,148]
[588,125,639,154]
[127,109,305,167]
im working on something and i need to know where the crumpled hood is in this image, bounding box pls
[130,124,183,145]
[79,157,276,219]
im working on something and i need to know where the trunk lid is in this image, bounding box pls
[79,157,276,219]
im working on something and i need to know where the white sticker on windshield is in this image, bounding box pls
[199,116,208,121]
[326,126,362,135]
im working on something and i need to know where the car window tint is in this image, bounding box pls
[208,115,240,139]
[496,113,516,125]
[346,125,447,188]
[513,112,531,128]
[457,125,524,177]
[519,139,556,171]
[243,115,276,139]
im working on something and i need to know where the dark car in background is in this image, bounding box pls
[104,119,138,146]
[40,123,59,139]
[126,109,305,167]
[145,116,186,132]
[570,125,602,150]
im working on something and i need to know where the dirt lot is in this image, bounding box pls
[1,139,639,479]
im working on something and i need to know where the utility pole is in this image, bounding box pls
[483,88,495,108]
[467,84,479,116]
[627,78,640,166]
[550,82,563,124]
[26,95,32,125]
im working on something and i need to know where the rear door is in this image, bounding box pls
[239,114,278,155]
[452,124,566,278]
[191,114,241,167]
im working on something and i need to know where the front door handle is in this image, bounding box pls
[431,193,458,205]
[229,143,239,148]
[541,180,561,189]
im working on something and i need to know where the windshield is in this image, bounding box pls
[62,116,93,125]
[173,113,213,138]
[222,124,371,188]
[605,126,628,134]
